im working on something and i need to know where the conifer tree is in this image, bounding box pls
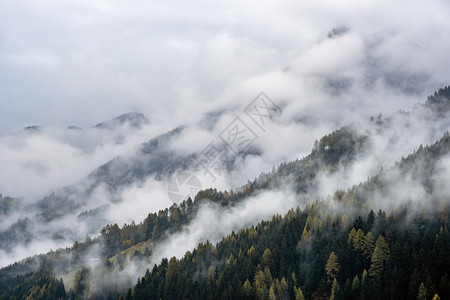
[325,251,340,281]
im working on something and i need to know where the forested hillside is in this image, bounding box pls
[0,88,449,299]
[120,130,450,300]
[0,123,367,278]
[126,204,449,300]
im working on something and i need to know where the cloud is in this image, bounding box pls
[107,178,172,226]
[0,122,164,199]
[1,0,449,134]
[0,238,72,269]
[150,188,299,264]
[316,108,450,199]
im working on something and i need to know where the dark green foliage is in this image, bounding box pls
[426,86,450,106]
[0,269,66,300]
[0,124,369,279]
[1,88,450,299]
[2,132,449,299]
[124,201,450,300]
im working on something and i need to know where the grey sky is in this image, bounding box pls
[1,0,449,135]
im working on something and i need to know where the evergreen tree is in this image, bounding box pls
[330,278,341,300]
[262,248,273,268]
[243,279,252,297]
[269,284,276,300]
[417,282,427,300]
[325,251,340,281]
[369,236,390,278]
[351,275,361,298]
[294,286,305,300]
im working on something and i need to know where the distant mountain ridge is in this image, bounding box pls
[18,112,149,133]
[94,112,150,130]
[0,87,449,299]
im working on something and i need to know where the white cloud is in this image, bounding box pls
[150,188,298,264]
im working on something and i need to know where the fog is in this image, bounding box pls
[1,0,449,133]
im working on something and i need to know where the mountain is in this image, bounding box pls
[0,109,366,256]
[0,123,368,276]
[0,194,20,216]
[94,113,150,130]
[67,131,450,299]
[0,125,184,252]
[0,87,449,299]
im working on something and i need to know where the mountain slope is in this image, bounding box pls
[0,87,449,299]
[124,132,450,300]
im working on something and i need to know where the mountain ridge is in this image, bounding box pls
[0,88,449,299]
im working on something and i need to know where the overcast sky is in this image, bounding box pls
[1,0,449,135]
